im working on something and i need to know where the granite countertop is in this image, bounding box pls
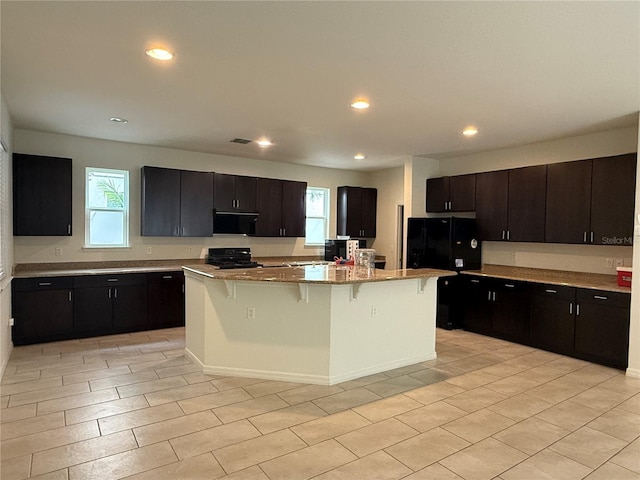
[184,263,454,285]
[462,264,630,294]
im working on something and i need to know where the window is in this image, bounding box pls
[85,167,129,247]
[0,142,8,279]
[305,187,329,246]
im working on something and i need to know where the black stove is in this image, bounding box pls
[206,248,261,269]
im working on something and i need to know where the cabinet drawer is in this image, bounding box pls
[529,283,575,301]
[147,271,184,284]
[576,289,630,309]
[13,276,73,292]
[74,273,148,288]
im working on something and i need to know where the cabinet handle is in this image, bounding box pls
[583,231,587,243]
[181,227,184,236]
[114,287,117,299]
[576,304,580,316]
[487,291,492,301]
[67,224,71,235]
[38,282,52,286]
[68,290,72,302]
[107,278,119,282]
[590,231,594,243]
[444,201,447,211]
[108,288,112,299]
[593,295,608,300]
[570,302,573,314]
[182,284,185,293]
[283,228,286,236]
[501,230,505,240]
[545,289,557,294]
[505,283,515,288]
[471,279,480,283]
[507,230,510,241]
[162,275,173,279]
[492,291,496,301]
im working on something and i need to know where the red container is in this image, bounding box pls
[617,267,632,287]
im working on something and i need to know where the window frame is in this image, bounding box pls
[305,186,330,247]
[84,167,130,248]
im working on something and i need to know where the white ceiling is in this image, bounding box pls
[1,1,639,171]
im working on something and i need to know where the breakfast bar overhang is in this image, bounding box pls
[183,264,454,386]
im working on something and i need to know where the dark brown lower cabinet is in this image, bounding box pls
[530,284,576,354]
[461,275,630,370]
[574,289,630,369]
[148,271,185,328]
[11,277,74,345]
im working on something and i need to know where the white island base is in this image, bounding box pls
[184,266,445,386]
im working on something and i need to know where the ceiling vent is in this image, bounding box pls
[230,138,252,144]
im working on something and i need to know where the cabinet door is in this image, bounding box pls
[507,165,547,242]
[112,284,148,332]
[13,153,72,236]
[255,178,283,236]
[462,277,493,335]
[475,171,508,241]
[12,287,73,345]
[74,287,113,337]
[426,177,449,212]
[281,180,307,237]
[213,173,237,210]
[491,281,531,343]
[530,284,576,355]
[545,160,592,244]
[141,166,181,236]
[575,289,630,369]
[337,186,362,237]
[590,154,636,246]
[360,188,377,237]
[449,174,476,212]
[180,170,213,237]
[148,272,185,328]
[235,175,257,211]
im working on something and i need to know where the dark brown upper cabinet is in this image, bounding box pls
[141,166,213,237]
[255,178,306,237]
[426,174,476,212]
[475,170,509,241]
[337,186,377,238]
[590,153,636,246]
[546,154,636,245]
[13,153,72,236]
[475,165,546,242]
[213,173,257,212]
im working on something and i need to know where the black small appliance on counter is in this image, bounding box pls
[407,217,482,329]
[324,239,366,261]
[206,247,261,269]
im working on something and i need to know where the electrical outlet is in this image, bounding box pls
[371,306,378,317]
[55,247,63,256]
[606,258,614,269]
[247,307,256,319]
[147,247,152,255]
[187,247,193,254]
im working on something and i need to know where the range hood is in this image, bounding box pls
[212,210,259,235]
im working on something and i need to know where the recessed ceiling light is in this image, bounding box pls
[350,99,370,110]
[110,117,128,123]
[145,48,174,61]
[257,139,273,147]
[462,127,478,137]
[354,153,366,160]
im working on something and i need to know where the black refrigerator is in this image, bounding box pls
[407,217,481,329]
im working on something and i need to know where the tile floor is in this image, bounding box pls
[1,327,639,480]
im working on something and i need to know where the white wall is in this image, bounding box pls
[369,166,404,269]
[434,126,639,274]
[13,129,370,263]
[1,94,15,376]
[628,119,640,378]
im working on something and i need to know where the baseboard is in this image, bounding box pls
[625,367,640,379]
[1,342,13,379]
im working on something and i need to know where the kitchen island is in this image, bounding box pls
[183,264,454,385]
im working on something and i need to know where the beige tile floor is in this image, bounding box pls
[1,327,639,480]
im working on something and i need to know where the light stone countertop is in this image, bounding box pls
[462,264,630,294]
[183,263,454,285]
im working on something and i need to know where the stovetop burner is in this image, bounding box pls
[206,247,261,269]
